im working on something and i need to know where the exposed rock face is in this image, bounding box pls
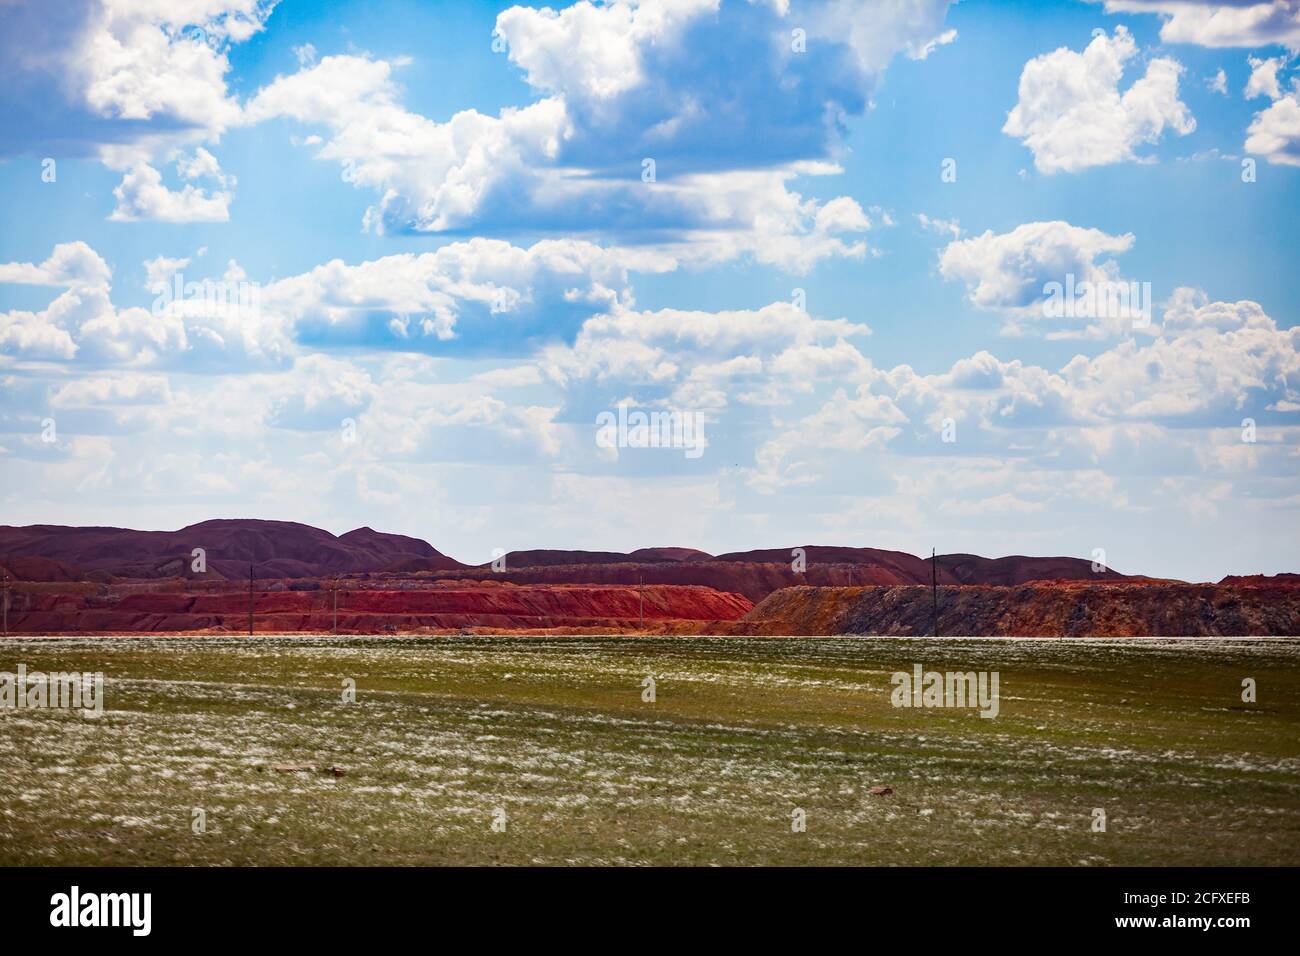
[739,584,1300,637]
[424,554,1131,603]
[424,561,874,602]
[4,519,1294,636]
[4,581,752,634]
[0,555,85,582]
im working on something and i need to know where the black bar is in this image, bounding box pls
[0,866,1283,941]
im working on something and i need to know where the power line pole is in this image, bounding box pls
[248,563,254,637]
[931,547,938,638]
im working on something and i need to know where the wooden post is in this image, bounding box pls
[639,575,644,631]
[931,548,938,638]
[248,563,254,637]
[333,581,338,634]
[2,571,7,637]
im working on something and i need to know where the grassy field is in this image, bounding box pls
[1,634,1297,866]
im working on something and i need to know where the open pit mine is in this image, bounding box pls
[2,520,1297,636]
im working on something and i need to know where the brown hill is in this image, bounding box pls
[430,548,1132,602]
[484,548,714,569]
[0,519,1266,601]
[712,546,1128,585]
[0,555,87,582]
[427,560,915,602]
[1219,573,1300,586]
[628,547,713,562]
[739,583,1300,637]
[0,520,465,581]
[938,552,1131,585]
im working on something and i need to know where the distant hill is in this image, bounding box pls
[1219,573,1300,586]
[0,519,1250,593]
[481,547,714,569]
[429,553,1134,603]
[0,519,466,581]
[738,582,1300,637]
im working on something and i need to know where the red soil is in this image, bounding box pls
[2,518,1293,636]
[734,582,1300,637]
[1,580,753,635]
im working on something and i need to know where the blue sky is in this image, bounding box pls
[1,0,1299,580]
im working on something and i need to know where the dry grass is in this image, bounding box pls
[1,635,1297,865]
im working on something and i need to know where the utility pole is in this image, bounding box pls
[931,547,938,638]
[2,571,8,637]
[332,580,338,634]
[639,574,644,631]
[248,563,254,637]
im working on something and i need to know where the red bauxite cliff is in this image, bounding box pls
[1,519,1295,635]
[3,581,752,635]
[735,583,1300,637]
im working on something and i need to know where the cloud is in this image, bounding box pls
[0,308,80,360]
[1061,288,1300,422]
[109,160,232,222]
[0,241,275,369]
[0,241,112,289]
[1246,87,1300,163]
[264,355,376,430]
[1101,1,1300,51]
[244,54,572,235]
[752,384,906,490]
[938,220,1138,334]
[1003,27,1195,173]
[1239,53,1300,163]
[749,289,1300,493]
[539,300,872,410]
[1208,66,1229,93]
[51,373,173,407]
[494,0,954,170]
[243,53,874,270]
[143,255,191,291]
[262,237,656,352]
[1246,54,1286,98]
[0,0,273,218]
[473,365,543,388]
[241,1,953,267]
[1,237,672,368]
[916,212,962,238]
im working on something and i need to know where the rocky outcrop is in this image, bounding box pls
[0,555,87,582]
[3,581,752,634]
[7,519,1294,636]
[424,554,1133,603]
[739,583,1300,637]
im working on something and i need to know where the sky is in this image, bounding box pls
[1,0,1298,581]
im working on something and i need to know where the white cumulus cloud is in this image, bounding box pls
[1003,27,1195,173]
